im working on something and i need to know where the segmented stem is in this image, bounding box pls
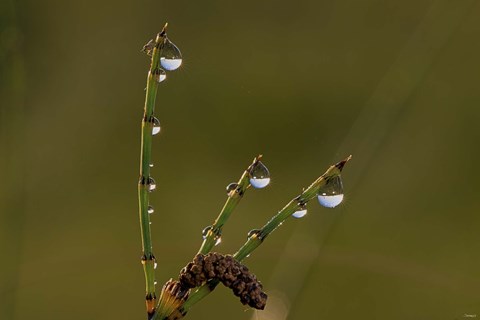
[178,156,352,315]
[197,156,262,255]
[138,24,168,318]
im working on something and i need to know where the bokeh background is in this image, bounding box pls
[1,0,480,319]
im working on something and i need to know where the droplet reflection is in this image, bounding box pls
[154,68,166,83]
[249,161,270,189]
[152,117,161,135]
[292,205,307,218]
[317,175,344,208]
[147,177,156,192]
[160,38,182,71]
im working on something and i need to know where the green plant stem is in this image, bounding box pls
[138,24,168,317]
[197,156,262,255]
[178,155,352,315]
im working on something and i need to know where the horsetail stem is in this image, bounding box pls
[197,156,263,255]
[177,156,352,315]
[138,23,168,318]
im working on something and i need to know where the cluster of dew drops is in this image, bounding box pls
[245,161,345,220]
[146,37,183,224]
[202,161,345,245]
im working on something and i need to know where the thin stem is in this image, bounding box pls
[179,155,352,315]
[197,156,262,255]
[138,23,168,318]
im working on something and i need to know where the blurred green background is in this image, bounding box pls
[1,0,480,319]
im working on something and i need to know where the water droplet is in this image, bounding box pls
[247,229,262,239]
[153,68,166,83]
[202,226,212,240]
[317,175,344,208]
[149,163,154,168]
[292,205,308,218]
[154,261,158,269]
[154,280,158,285]
[151,117,161,135]
[149,222,152,225]
[147,177,156,192]
[249,161,270,189]
[226,182,238,194]
[160,38,182,71]
[202,225,221,245]
[147,206,154,214]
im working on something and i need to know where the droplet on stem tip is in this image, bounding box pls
[160,38,182,71]
[249,161,270,189]
[317,175,344,208]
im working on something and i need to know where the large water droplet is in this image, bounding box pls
[317,175,344,208]
[147,177,156,192]
[160,38,182,71]
[151,117,161,135]
[292,205,308,218]
[249,161,270,189]
[226,182,238,194]
[147,205,154,214]
[153,68,166,83]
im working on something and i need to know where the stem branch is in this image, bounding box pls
[197,156,262,254]
[138,24,168,318]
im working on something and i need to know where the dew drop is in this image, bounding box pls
[154,280,158,285]
[160,38,182,71]
[202,225,221,245]
[226,182,238,194]
[154,261,158,269]
[247,229,262,239]
[147,177,156,192]
[153,68,166,83]
[151,117,161,136]
[202,226,212,240]
[249,161,270,189]
[149,163,154,168]
[317,175,344,208]
[292,205,308,219]
[147,205,154,214]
